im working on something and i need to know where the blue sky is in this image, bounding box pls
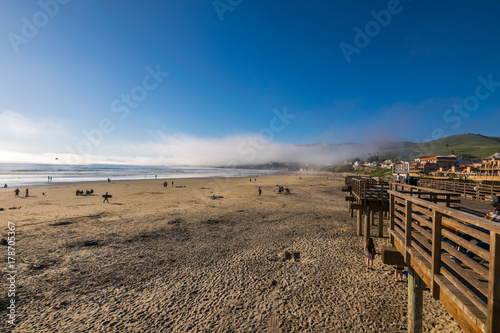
[0,0,499,165]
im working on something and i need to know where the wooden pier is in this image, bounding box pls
[342,176,500,332]
[388,189,500,333]
[343,176,389,240]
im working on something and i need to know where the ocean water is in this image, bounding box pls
[0,163,277,187]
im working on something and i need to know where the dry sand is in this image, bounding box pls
[0,174,462,332]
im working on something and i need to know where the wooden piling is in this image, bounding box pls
[357,209,362,236]
[408,267,424,333]
[404,200,412,263]
[431,211,442,300]
[364,207,370,242]
[487,232,500,332]
[389,193,395,245]
[378,210,383,237]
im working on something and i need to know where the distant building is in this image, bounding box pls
[409,161,420,174]
[380,160,393,169]
[407,156,458,175]
[480,160,500,177]
[405,155,499,180]
[393,163,409,175]
[423,156,456,174]
[420,156,458,168]
[462,164,480,174]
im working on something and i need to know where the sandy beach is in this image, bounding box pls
[0,174,461,332]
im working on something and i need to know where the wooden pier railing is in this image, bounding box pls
[388,189,500,333]
[390,182,461,207]
[351,178,389,205]
[419,179,500,202]
[342,175,368,192]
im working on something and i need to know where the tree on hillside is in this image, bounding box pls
[352,157,361,164]
[367,153,380,162]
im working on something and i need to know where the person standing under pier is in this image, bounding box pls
[364,238,376,271]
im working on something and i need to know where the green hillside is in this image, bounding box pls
[411,134,500,158]
[378,134,500,159]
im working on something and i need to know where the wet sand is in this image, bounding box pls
[0,174,461,332]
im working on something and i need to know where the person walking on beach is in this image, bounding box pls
[102,192,111,203]
[393,266,404,281]
[258,187,262,196]
[364,238,376,271]
[14,188,20,197]
[25,188,29,197]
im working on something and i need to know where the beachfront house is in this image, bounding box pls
[407,156,458,176]
[480,160,500,178]
[392,162,409,176]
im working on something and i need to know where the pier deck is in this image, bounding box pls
[342,176,500,332]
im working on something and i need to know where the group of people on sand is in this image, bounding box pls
[76,189,112,203]
[75,189,94,196]
[255,185,292,196]
[14,188,29,197]
[13,188,47,197]
[276,185,290,194]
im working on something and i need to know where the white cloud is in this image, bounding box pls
[0,110,64,138]
[0,110,67,159]
[121,132,371,166]
[0,150,62,164]
[0,112,374,166]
